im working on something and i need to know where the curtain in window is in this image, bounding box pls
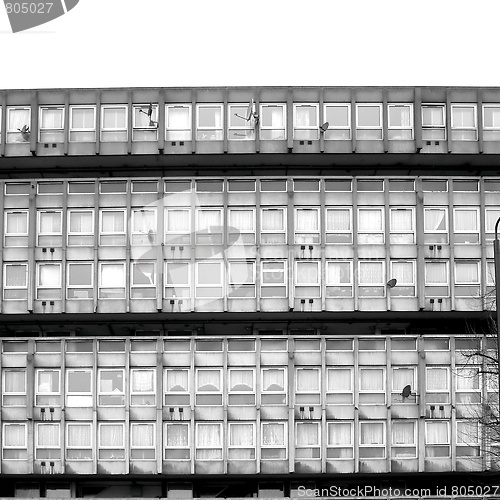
[360,423,383,445]
[296,210,318,231]
[262,209,284,231]
[455,210,477,231]
[297,423,319,446]
[327,209,350,231]
[68,424,91,447]
[4,424,25,447]
[427,368,448,391]
[360,369,384,391]
[100,264,124,287]
[168,107,189,128]
[167,210,190,232]
[229,423,254,455]
[391,210,412,231]
[262,423,284,446]
[426,422,448,444]
[38,371,58,393]
[456,367,480,390]
[266,107,284,129]
[297,369,319,392]
[229,210,253,231]
[196,424,221,459]
[72,108,94,129]
[392,262,413,285]
[230,370,253,391]
[359,209,382,231]
[131,424,154,447]
[41,109,63,129]
[8,109,30,131]
[262,369,284,391]
[425,209,446,231]
[166,370,188,392]
[455,262,479,283]
[100,424,123,447]
[101,212,124,232]
[328,423,351,446]
[39,212,61,233]
[197,370,220,391]
[132,370,154,392]
[392,106,411,127]
[327,369,351,391]
[359,262,383,284]
[198,107,222,128]
[37,424,59,446]
[103,108,126,129]
[425,263,447,284]
[198,210,221,229]
[296,107,315,128]
[133,210,155,233]
[296,262,319,285]
[327,262,350,285]
[423,107,444,126]
[166,424,189,447]
[392,368,414,391]
[6,213,27,234]
[70,212,92,233]
[457,421,478,444]
[453,108,474,127]
[4,371,25,393]
[392,422,414,445]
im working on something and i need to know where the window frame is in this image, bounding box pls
[99,208,127,246]
[294,260,321,298]
[227,422,256,460]
[98,262,126,299]
[195,368,223,406]
[355,103,383,140]
[132,103,159,142]
[260,207,287,245]
[357,260,386,297]
[98,368,125,406]
[359,421,386,458]
[228,367,256,406]
[37,210,63,246]
[391,420,417,458]
[482,104,500,141]
[2,369,27,407]
[196,207,223,245]
[424,261,450,297]
[6,106,31,143]
[3,263,28,300]
[164,368,190,406]
[130,422,156,460]
[130,261,157,299]
[421,104,446,140]
[295,421,321,459]
[165,104,192,142]
[389,260,416,297]
[164,260,191,299]
[130,368,156,407]
[227,207,256,245]
[39,106,65,143]
[453,207,480,244]
[66,422,93,460]
[69,105,96,142]
[326,261,353,298]
[227,103,256,141]
[423,207,449,244]
[259,104,287,140]
[165,207,191,245]
[387,103,414,140]
[195,422,223,460]
[2,422,27,460]
[323,103,351,140]
[67,209,94,246]
[228,260,256,299]
[261,421,287,460]
[35,422,61,460]
[425,420,450,457]
[66,262,94,300]
[100,104,128,142]
[357,207,385,244]
[451,104,478,141]
[294,207,321,244]
[65,369,93,407]
[35,369,61,406]
[36,263,62,300]
[326,367,354,405]
[389,207,415,244]
[293,103,319,140]
[325,207,353,244]
[4,210,29,247]
[260,260,287,298]
[196,104,224,141]
[195,260,223,299]
[164,422,191,460]
[261,367,287,405]
[326,421,354,459]
[98,422,125,460]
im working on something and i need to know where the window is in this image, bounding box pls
[356,104,383,140]
[359,421,385,458]
[391,421,416,458]
[164,423,190,460]
[324,104,351,140]
[425,421,450,457]
[261,260,287,297]
[454,261,480,297]
[39,107,64,143]
[295,261,320,298]
[389,179,415,191]
[228,104,256,140]
[133,104,158,141]
[99,209,126,246]
[390,208,415,244]
[98,369,125,406]
[35,423,60,459]
[261,208,286,244]
[453,179,479,192]
[228,208,256,244]
[2,370,26,406]
[326,368,353,404]
[228,261,256,298]
[294,179,320,192]
[451,104,477,141]
[295,208,320,243]
[2,423,27,460]
[295,422,320,459]
[195,261,222,298]
[165,208,191,244]
[69,106,96,142]
[196,208,223,245]
[228,368,255,405]
[388,104,413,140]
[483,104,500,141]
[131,262,156,299]
[165,261,190,298]
[166,104,192,141]
[196,423,222,460]
[358,261,385,297]
[390,261,416,297]
[45,377,72,413]
[101,105,127,142]
[326,208,352,244]
[422,104,446,140]
[66,423,92,460]
[296,367,320,404]
[164,369,190,406]
[228,423,256,459]
[455,366,481,405]
[131,209,156,246]
[426,367,450,403]
[425,261,449,297]
[293,104,319,140]
[37,210,63,247]
[392,367,416,399]
[98,423,125,460]
[260,103,287,140]
[196,104,223,141]
[66,369,92,407]
[4,211,29,247]
[261,368,287,405]
[261,179,287,192]
[36,263,61,300]
[3,263,28,300]
[98,262,126,299]
[68,210,94,246]
[453,208,479,244]
[358,208,384,244]
[327,422,353,459]
[67,263,93,299]
[196,368,222,405]
[456,420,480,457]
[261,422,287,459]
[326,261,353,298]
[130,423,156,459]
[424,208,448,244]
[7,107,31,143]
[359,368,385,404]
[130,369,156,406]
[485,209,500,241]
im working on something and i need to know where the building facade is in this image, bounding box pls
[0,86,499,498]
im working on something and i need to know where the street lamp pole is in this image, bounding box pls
[493,217,500,407]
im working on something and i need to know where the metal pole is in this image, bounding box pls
[493,217,500,409]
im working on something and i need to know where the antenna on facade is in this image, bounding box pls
[139,104,158,128]
[319,122,329,133]
[401,385,412,400]
[235,99,259,126]
[387,278,397,288]
[18,125,30,141]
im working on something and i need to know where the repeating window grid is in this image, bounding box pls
[326,261,353,298]
[228,422,256,460]
[164,261,191,299]
[130,368,156,406]
[2,369,27,406]
[228,261,256,299]
[259,104,287,140]
[323,104,351,140]
[100,105,128,141]
[389,207,415,244]
[39,107,65,143]
[387,104,414,140]
[453,207,480,244]
[228,368,256,405]
[421,104,446,140]
[325,207,353,244]
[261,421,287,459]
[66,262,94,300]
[66,422,93,460]
[227,207,256,245]
[227,104,256,141]
[355,104,383,140]
[357,207,385,244]
[293,104,319,140]
[130,422,156,460]
[260,260,287,298]
[3,263,28,299]
[359,421,386,458]
[451,104,478,141]
[295,421,321,458]
[7,107,31,143]
[98,422,125,460]
[132,104,159,141]
[326,421,354,459]
[164,422,191,460]
[294,207,320,244]
[260,207,287,244]
[196,104,224,141]
[69,106,96,142]
[165,208,191,245]
[2,423,27,460]
[65,369,93,407]
[165,104,192,141]
[195,261,224,299]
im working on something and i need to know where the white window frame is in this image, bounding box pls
[485,208,500,241]
[100,104,128,142]
[69,105,96,142]
[227,207,256,245]
[130,422,156,460]
[195,422,223,460]
[3,263,28,300]
[164,368,190,405]
[196,208,223,245]
[98,262,126,299]
[98,422,125,460]
[293,103,319,140]
[357,260,385,297]
[130,261,156,299]
[39,106,64,143]
[99,209,127,246]
[453,207,480,244]
[4,210,29,247]
[326,367,354,405]
[228,261,256,299]
[196,104,223,141]
[195,261,223,299]
[357,207,384,244]
[391,420,416,458]
[164,261,191,299]
[323,103,351,140]
[35,369,61,406]
[261,421,287,460]
[327,421,354,459]
[451,104,478,141]
[422,104,446,140]
[295,367,321,402]
[98,368,125,406]
[389,260,416,297]
[355,103,383,140]
[259,104,287,140]
[387,103,414,140]
[260,260,287,298]
[65,369,93,407]
[228,368,256,406]
[425,420,450,457]
[391,367,416,395]
[131,208,157,246]
[130,368,156,407]
[165,104,192,142]
[389,207,415,244]
[295,261,321,298]
[2,422,27,460]
[35,422,60,460]
[67,209,94,246]
[195,368,223,406]
[359,421,386,458]
[359,367,386,396]
[456,420,480,456]
[454,260,480,296]
[228,103,256,141]
[261,367,287,405]
[7,106,31,143]
[165,208,191,244]
[426,367,450,393]
[294,207,320,244]
[37,210,63,246]
[164,422,191,460]
[326,261,353,298]
[66,262,94,300]
[295,421,321,459]
[482,104,500,141]
[132,103,158,142]
[325,207,353,244]
[424,261,450,297]
[228,422,256,460]
[36,263,62,300]
[66,422,92,460]
[2,369,27,407]
[455,366,481,406]
[260,207,287,244]
[423,207,449,244]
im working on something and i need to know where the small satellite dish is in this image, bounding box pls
[140,104,158,127]
[319,122,330,133]
[18,125,30,142]
[387,278,397,288]
[401,385,412,399]
[235,99,259,127]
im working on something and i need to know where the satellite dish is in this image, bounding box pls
[401,385,412,398]
[387,278,397,288]
[140,104,158,127]
[235,99,259,127]
[18,125,30,142]
[319,122,329,133]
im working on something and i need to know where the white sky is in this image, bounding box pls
[0,0,499,90]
